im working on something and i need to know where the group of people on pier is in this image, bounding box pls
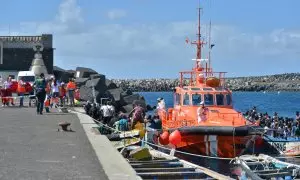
[84,98,162,134]
[244,107,300,138]
[0,73,79,114]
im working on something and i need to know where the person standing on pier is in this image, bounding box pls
[3,76,15,106]
[100,101,114,124]
[51,78,60,108]
[66,78,76,107]
[17,78,26,107]
[33,73,47,115]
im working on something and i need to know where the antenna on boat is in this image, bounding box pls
[208,20,212,72]
[191,5,206,71]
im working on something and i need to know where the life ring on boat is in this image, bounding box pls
[206,77,220,87]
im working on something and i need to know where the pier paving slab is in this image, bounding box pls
[74,108,141,180]
[0,107,108,180]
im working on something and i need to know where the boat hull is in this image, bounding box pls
[264,136,300,156]
[146,129,259,158]
[177,134,255,158]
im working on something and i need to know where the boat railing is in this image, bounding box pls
[179,71,227,87]
[208,111,246,126]
[159,108,197,128]
[159,108,246,128]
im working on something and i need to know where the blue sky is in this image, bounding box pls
[1,0,300,79]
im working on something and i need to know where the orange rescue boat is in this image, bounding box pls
[149,6,261,158]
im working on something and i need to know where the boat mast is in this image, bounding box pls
[208,20,212,72]
[191,7,206,71]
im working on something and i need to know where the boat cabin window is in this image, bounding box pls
[204,94,214,106]
[226,94,232,105]
[192,93,202,105]
[183,93,190,105]
[203,88,213,91]
[175,93,181,105]
[216,94,225,105]
[183,87,189,90]
[191,88,201,91]
[215,87,225,91]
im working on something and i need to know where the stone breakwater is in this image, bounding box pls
[53,66,149,114]
[111,73,300,92]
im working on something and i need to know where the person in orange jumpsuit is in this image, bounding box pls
[66,79,76,107]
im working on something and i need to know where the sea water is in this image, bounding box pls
[139,91,300,118]
[138,91,300,175]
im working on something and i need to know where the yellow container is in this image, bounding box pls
[134,122,146,138]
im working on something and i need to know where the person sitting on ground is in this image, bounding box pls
[197,101,208,123]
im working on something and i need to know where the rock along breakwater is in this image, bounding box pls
[111,73,300,92]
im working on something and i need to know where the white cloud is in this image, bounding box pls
[107,9,127,20]
[1,0,300,78]
[56,0,83,23]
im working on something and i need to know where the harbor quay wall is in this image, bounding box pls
[111,73,300,92]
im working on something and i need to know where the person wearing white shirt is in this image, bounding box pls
[51,79,60,108]
[157,97,166,110]
[197,101,208,123]
[100,101,115,124]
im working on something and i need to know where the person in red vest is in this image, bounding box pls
[59,82,67,106]
[17,79,26,107]
[66,78,76,107]
[3,76,15,106]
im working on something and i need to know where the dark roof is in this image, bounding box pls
[53,66,66,72]
[0,36,42,42]
[76,67,97,73]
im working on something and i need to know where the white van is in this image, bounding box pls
[17,71,36,85]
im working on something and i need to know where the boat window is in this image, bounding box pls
[183,93,190,105]
[203,88,213,91]
[183,87,189,90]
[191,88,201,91]
[192,93,202,105]
[175,93,181,105]
[204,94,214,105]
[215,87,225,91]
[216,94,225,105]
[226,94,232,105]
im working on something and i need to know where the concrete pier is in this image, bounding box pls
[0,106,138,180]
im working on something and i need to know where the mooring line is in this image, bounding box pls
[72,109,300,160]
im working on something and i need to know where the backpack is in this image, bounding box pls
[119,119,129,131]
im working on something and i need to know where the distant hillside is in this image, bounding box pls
[111,73,300,92]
